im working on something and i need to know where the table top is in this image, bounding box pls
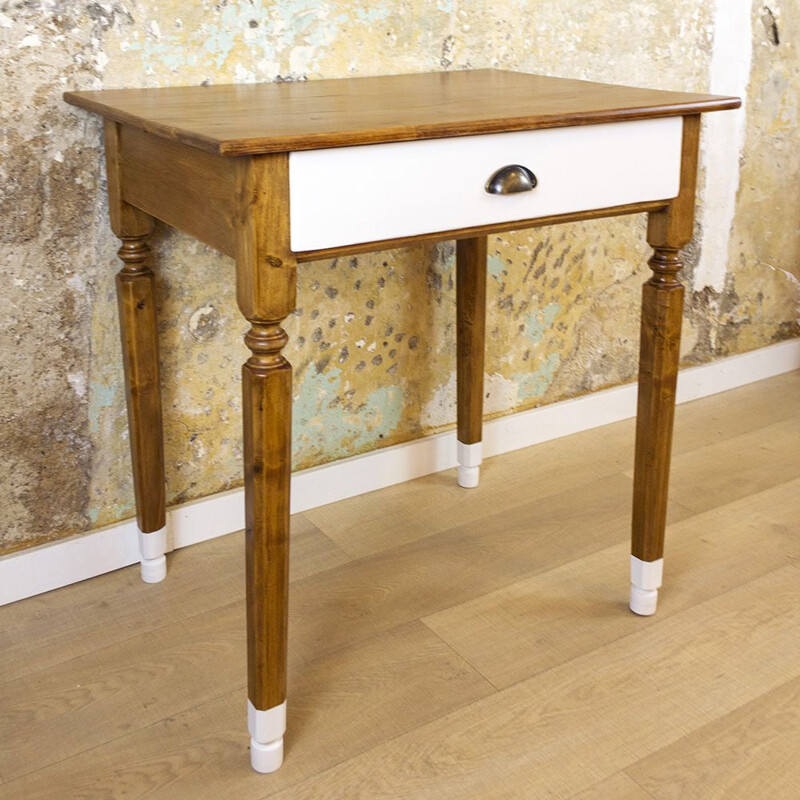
[64,69,739,157]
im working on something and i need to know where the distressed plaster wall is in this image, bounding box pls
[0,1,797,554]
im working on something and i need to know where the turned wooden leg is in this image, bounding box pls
[242,320,291,773]
[115,235,167,582]
[629,114,699,616]
[630,248,684,614]
[456,236,487,488]
[104,117,168,584]
[234,152,296,773]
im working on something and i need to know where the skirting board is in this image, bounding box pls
[2,338,798,607]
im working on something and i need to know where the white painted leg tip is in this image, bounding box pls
[456,442,482,487]
[140,555,167,583]
[630,585,659,616]
[250,737,284,773]
[457,464,480,488]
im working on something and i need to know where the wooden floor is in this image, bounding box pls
[2,370,800,800]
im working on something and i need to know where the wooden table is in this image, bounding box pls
[64,70,739,773]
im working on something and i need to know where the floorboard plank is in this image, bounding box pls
[306,420,637,558]
[626,673,800,800]
[423,477,800,688]
[671,370,800,457]
[629,416,800,515]
[268,567,800,800]
[306,370,800,559]
[286,474,689,669]
[0,516,348,686]
[0,622,493,800]
[569,772,655,800]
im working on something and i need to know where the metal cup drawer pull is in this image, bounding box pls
[485,164,538,195]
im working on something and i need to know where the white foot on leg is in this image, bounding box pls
[138,527,167,583]
[250,737,283,773]
[457,441,482,489]
[248,700,286,773]
[629,555,663,616]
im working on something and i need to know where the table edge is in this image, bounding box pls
[63,89,741,157]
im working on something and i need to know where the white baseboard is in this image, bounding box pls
[2,339,798,606]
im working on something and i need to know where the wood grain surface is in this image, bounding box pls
[631,115,700,563]
[274,566,800,800]
[64,70,740,155]
[628,672,800,800]
[456,236,487,446]
[120,124,236,256]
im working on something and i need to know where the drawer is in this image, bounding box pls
[289,116,683,252]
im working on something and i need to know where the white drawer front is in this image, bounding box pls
[289,117,683,252]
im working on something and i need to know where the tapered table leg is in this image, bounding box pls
[630,114,700,615]
[243,321,291,773]
[630,248,684,614]
[105,120,167,583]
[234,152,296,773]
[116,236,168,582]
[456,236,488,488]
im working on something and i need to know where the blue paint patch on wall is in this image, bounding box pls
[348,384,404,451]
[488,254,505,278]
[522,303,561,344]
[291,364,404,466]
[88,383,118,436]
[354,3,393,23]
[513,352,561,402]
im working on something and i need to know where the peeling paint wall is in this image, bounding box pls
[718,0,800,354]
[1,1,797,553]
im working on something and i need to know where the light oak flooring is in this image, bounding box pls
[1,370,799,799]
